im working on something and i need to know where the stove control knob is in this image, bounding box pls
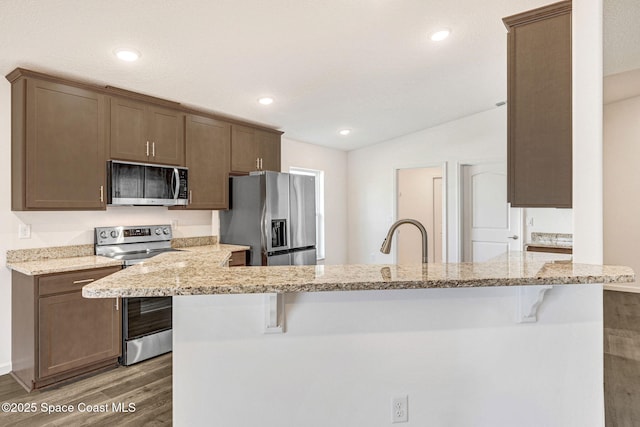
[155,228,162,235]
[99,231,107,239]
[162,227,170,235]
[110,230,119,238]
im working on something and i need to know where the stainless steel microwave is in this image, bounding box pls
[107,160,188,206]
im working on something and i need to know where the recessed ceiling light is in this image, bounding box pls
[430,29,450,42]
[339,129,351,136]
[114,48,141,62]
[258,97,274,105]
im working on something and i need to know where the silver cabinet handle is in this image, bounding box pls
[73,278,95,284]
[507,235,519,240]
[189,190,193,204]
[260,158,263,170]
[152,142,156,157]
[146,141,150,156]
[256,158,260,169]
[99,185,104,203]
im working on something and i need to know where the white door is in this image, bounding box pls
[462,163,522,262]
[397,167,443,263]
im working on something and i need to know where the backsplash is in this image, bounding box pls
[6,244,94,263]
[172,236,218,248]
[531,232,573,247]
[7,235,219,263]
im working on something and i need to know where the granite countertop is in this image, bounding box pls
[82,250,635,298]
[6,238,248,276]
[7,255,123,275]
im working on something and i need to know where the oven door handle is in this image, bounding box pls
[172,168,180,201]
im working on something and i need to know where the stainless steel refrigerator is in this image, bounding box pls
[220,171,317,266]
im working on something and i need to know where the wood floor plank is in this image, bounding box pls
[604,290,640,427]
[0,353,172,426]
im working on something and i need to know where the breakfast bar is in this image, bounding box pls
[83,251,634,427]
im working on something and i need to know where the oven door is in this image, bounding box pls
[123,297,172,340]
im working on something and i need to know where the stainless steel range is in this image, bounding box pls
[95,224,176,365]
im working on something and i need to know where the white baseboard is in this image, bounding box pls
[0,361,12,375]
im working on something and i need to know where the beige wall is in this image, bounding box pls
[604,70,640,284]
[397,166,442,263]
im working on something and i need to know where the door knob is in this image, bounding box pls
[507,235,519,240]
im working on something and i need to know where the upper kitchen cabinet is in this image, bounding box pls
[110,97,185,166]
[503,0,572,208]
[230,125,281,174]
[182,115,231,210]
[257,130,281,172]
[7,70,107,210]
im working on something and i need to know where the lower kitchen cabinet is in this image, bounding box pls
[11,266,121,391]
[228,250,247,267]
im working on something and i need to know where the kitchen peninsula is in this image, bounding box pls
[84,251,633,427]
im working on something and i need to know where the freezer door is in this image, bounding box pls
[289,174,317,249]
[291,248,317,266]
[264,172,291,253]
[266,252,291,266]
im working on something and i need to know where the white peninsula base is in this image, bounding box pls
[173,284,604,427]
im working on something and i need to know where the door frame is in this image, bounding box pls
[392,161,448,264]
[457,160,523,262]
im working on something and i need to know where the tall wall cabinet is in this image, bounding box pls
[8,72,107,210]
[7,68,282,211]
[183,115,231,210]
[503,0,572,208]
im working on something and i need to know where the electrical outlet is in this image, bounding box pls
[392,395,408,423]
[18,224,31,239]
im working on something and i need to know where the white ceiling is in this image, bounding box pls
[0,0,636,151]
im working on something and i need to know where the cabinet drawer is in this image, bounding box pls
[38,266,121,296]
[228,251,247,267]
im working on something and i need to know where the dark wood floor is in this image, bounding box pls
[0,353,171,426]
[605,290,640,427]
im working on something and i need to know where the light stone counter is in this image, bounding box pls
[82,250,635,298]
[7,255,122,276]
[6,240,248,277]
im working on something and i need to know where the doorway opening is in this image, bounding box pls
[395,165,445,263]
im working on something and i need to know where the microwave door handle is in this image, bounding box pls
[173,168,180,200]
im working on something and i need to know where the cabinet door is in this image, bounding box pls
[38,291,120,378]
[231,125,259,173]
[228,250,247,266]
[148,105,185,166]
[110,97,148,163]
[185,115,231,209]
[24,79,106,209]
[257,130,281,172]
[504,1,572,208]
